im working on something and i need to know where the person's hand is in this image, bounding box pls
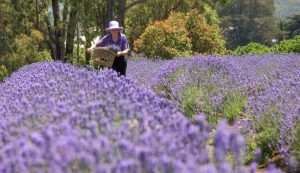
[87,44,96,53]
[116,51,123,57]
[87,47,93,53]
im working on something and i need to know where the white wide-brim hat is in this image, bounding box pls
[105,21,123,31]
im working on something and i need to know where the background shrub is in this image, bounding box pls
[186,10,226,55]
[134,11,226,59]
[0,65,8,82]
[292,119,300,168]
[272,35,300,53]
[0,29,51,75]
[134,12,192,59]
[232,42,271,55]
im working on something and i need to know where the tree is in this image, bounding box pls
[51,0,63,61]
[100,0,146,35]
[218,0,281,49]
[0,0,14,56]
[285,14,300,39]
[1,0,230,77]
[65,0,81,62]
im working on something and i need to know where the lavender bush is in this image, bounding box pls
[0,61,276,172]
[129,56,248,124]
[128,53,300,171]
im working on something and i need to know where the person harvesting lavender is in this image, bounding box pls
[88,20,130,76]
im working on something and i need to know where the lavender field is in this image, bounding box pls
[0,54,299,172]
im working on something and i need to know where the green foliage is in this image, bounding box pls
[284,14,300,38]
[69,159,92,173]
[291,118,300,169]
[252,108,281,163]
[168,67,185,83]
[1,30,51,75]
[220,91,247,123]
[258,126,279,162]
[125,5,152,47]
[0,65,9,82]
[182,85,202,118]
[7,30,51,72]
[154,68,185,100]
[155,65,248,125]
[232,42,271,55]
[244,110,281,165]
[219,0,281,49]
[72,46,87,66]
[156,66,247,125]
[135,10,226,59]
[186,10,226,55]
[154,84,173,100]
[126,0,228,48]
[272,35,300,53]
[0,1,14,56]
[135,12,192,59]
[244,138,259,164]
[231,36,300,55]
[202,3,220,26]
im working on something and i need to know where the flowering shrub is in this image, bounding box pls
[128,53,300,171]
[244,56,300,165]
[138,57,247,125]
[0,65,8,82]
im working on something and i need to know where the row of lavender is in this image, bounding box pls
[128,54,300,171]
[0,61,284,172]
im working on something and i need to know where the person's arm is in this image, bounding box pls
[117,49,130,57]
[87,44,96,52]
[117,34,130,57]
[87,36,106,52]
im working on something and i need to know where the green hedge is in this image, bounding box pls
[232,35,300,55]
[272,35,300,53]
[232,42,271,55]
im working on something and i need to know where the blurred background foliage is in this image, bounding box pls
[0,0,300,78]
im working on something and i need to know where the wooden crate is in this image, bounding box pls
[92,47,116,67]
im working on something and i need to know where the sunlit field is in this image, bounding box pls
[0,54,299,172]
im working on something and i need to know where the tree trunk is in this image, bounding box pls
[104,0,114,35]
[99,0,146,35]
[125,0,147,11]
[62,0,69,61]
[65,8,78,62]
[35,0,39,29]
[44,16,56,60]
[77,21,80,64]
[117,0,147,34]
[84,30,92,65]
[117,0,126,32]
[52,0,63,61]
